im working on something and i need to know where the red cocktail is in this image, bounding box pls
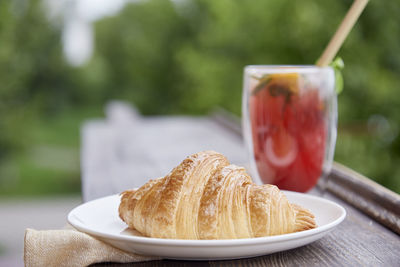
[243,66,337,192]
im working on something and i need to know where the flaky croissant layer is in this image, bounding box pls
[119,151,316,239]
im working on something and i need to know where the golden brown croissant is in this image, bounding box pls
[119,151,316,239]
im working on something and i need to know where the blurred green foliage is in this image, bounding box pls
[0,0,101,196]
[0,0,76,156]
[0,0,399,195]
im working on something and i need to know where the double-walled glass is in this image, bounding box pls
[242,66,337,192]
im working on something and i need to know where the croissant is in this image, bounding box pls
[119,151,316,239]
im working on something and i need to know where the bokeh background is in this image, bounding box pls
[1,0,399,200]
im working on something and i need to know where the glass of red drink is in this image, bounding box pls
[242,66,337,192]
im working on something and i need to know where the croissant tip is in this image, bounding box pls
[292,204,317,232]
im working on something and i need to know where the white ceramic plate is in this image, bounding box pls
[68,191,346,260]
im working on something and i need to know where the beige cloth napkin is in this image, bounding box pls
[24,228,159,267]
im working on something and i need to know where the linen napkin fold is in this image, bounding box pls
[24,228,159,267]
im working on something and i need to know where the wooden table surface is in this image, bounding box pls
[82,102,400,267]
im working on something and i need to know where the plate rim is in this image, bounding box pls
[68,191,346,246]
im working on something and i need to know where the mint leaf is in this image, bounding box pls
[330,57,345,94]
[251,76,271,95]
[331,57,344,69]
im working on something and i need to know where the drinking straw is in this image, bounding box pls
[316,0,369,66]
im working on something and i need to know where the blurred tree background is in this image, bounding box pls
[0,0,399,196]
